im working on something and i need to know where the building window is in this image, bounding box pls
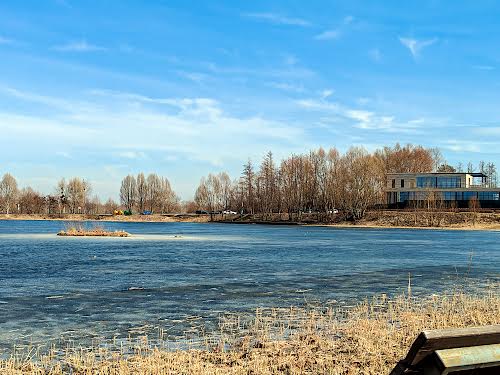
[401,179,405,188]
[392,179,395,188]
[399,192,409,202]
[436,177,461,188]
[443,191,456,200]
[417,177,436,188]
[478,192,500,201]
[462,191,477,201]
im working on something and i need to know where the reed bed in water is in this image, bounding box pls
[1,289,499,374]
[57,223,129,237]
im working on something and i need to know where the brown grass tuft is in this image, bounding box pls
[57,223,129,237]
[1,288,499,374]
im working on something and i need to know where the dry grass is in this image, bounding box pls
[1,288,499,374]
[57,223,129,237]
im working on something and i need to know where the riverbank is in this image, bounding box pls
[0,213,211,223]
[2,290,498,374]
[2,210,500,230]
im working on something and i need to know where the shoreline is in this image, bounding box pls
[1,213,500,231]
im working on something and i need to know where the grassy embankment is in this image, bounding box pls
[1,287,499,374]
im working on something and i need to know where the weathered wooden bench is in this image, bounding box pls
[390,325,500,374]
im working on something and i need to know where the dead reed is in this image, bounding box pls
[1,286,498,374]
[57,222,129,237]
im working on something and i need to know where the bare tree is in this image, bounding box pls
[158,177,179,213]
[104,198,119,214]
[0,173,18,214]
[56,178,68,214]
[242,160,255,214]
[486,162,497,187]
[146,173,163,212]
[436,164,456,173]
[375,143,436,174]
[18,187,45,214]
[66,177,91,214]
[337,147,385,221]
[120,175,137,212]
[136,172,147,213]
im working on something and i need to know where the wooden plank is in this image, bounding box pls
[403,325,500,367]
[427,344,500,374]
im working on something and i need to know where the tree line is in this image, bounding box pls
[193,144,498,220]
[0,173,179,216]
[0,144,498,218]
[119,173,179,214]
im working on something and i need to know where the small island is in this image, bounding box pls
[57,224,129,237]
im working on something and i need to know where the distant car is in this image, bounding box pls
[223,210,237,215]
[328,208,339,214]
[142,210,152,215]
[195,210,209,214]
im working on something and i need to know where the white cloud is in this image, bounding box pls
[356,97,371,105]
[243,12,310,27]
[343,16,354,25]
[176,70,209,83]
[52,40,107,52]
[284,55,298,66]
[346,109,374,124]
[56,151,72,159]
[443,140,481,153]
[314,30,340,40]
[296,99,339,111]
[296,96,424,133]
[320,89,334,99]
[267,82,304,93]
[473,65,495,71]
[1,87,306,170]
[116,151,148,160]
[369,48,382,62]
[399,37,437,59]
[0,36,13,44]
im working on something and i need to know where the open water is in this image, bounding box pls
[0,220,498,350]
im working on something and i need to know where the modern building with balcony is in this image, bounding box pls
[385,172,500,208]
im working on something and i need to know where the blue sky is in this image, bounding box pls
[1,0,500,200]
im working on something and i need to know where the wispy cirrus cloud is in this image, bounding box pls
[473,65,495,71]
[2,86,306,169]
[399,37,437,59]
[314,30,340,40]
[0,36,13,44]
[267,82,305,93]
[315,15,354,41]
[243,12,310,27]
[296,96,423,133]
[52,40,106,52]
[369,48,382,62]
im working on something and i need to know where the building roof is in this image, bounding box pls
[387,172,487,177]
